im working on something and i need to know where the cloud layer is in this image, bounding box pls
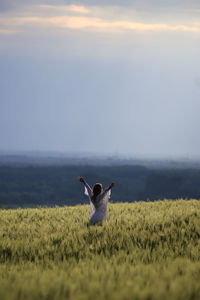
[7,16,199,33]
[1,2,200,34]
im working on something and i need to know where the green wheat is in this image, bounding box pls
[0,200,200,300]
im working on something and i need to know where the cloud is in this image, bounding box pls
[0,0,13,12]
[65,0,200,7]
[0,29,17,34]
[65,0,200,10]
[1,0,200,13]
[0,0,33,12]
[1,2,200,35]
[9,15,200,33]
[191,9,200,13]
[39,4,90,14]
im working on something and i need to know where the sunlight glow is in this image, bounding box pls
[1,3,200,35]
[14,16,200,33]
[39,5,90,14]
[0,29,17,34]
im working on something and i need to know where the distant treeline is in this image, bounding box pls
[0,165,200,208]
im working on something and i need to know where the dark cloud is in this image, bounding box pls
[0,0,13,11]
[0,0,35,12]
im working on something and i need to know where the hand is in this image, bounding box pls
[110,182,115,188]
[78,176,85,183]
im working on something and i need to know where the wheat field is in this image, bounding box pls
[0,200,200,300]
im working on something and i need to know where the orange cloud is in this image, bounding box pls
[190,9,200,13]
[39,5,90,14]
[0,29,17,34]
[16,16,200,33]
[67,5,90,14]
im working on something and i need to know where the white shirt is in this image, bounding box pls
[84,183,111,223]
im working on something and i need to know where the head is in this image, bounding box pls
[93,183,103,197]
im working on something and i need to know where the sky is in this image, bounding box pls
[0,0,200,158]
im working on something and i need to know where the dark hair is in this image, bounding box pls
[92,183,102,201]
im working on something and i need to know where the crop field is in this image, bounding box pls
[0,200,200,300]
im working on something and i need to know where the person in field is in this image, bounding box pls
[79,177,115,224]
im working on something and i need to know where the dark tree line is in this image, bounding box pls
[0,165,200,208]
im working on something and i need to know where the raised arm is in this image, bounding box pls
[104,182,115,193]
[78,177,93,198]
